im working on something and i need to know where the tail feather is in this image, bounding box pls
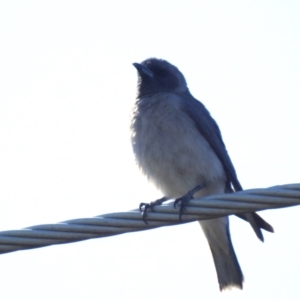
[199,218,243,291]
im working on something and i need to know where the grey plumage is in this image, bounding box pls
[131,58,273,290]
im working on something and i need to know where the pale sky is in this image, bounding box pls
[1,1,300,299]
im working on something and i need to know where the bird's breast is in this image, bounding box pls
[131,93,226,198]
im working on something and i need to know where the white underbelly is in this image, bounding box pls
[132,93,226,198]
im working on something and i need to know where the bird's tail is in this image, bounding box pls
[199,218,243,291]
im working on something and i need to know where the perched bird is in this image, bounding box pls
[131,58,273,290]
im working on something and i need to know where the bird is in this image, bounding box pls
[131,58,273,291]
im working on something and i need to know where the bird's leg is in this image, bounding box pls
[174,184,205,221]
[139,197,169,224]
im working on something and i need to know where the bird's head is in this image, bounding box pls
[133,58,189,97]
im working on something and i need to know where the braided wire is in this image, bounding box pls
[0,183,299,255]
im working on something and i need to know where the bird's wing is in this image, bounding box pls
[181,95,274,237]
[182,96,242,192]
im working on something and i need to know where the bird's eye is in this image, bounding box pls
[156,69,169,78]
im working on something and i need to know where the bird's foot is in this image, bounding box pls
[139,197,168,224]
[174,184,205,221]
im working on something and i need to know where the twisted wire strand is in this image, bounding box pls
[0,183,299,255]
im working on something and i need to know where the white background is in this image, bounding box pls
[1,1,300,299]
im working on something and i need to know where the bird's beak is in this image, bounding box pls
[133,63,154,78]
